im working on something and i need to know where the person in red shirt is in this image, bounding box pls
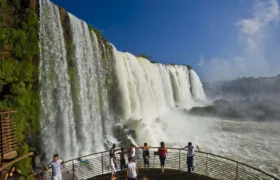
[158,142,168,174]
[117,147,127,173]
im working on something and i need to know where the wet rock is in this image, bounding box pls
[113,125,137,148]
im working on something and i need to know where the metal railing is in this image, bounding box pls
[26,147,279,180]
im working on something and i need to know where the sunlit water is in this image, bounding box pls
[136,109,280,178]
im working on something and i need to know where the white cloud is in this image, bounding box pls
[198,0,280,82]
[237,0,279,35]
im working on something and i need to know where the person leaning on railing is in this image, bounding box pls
[182,142,200,175]
[4,166,21,180]
[116,147,127,173]
[139,142,152,170]
[158,142,168,174]
[45,154,65,180]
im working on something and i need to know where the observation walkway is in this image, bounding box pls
[92,169,216,180]
[28,147,279,180]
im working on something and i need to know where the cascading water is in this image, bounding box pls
[190,69,207,102]
[39,0,76,160]
[68,13,104,154]
[39,0,206,161]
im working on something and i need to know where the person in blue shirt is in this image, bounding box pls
[45,154,65,180]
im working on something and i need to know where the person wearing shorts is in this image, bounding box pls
[158,142,168,174]
[117,147,127,172]
[46,154,65,180]
[140,143,151,170]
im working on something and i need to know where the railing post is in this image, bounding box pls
[236,162,239,180]
[179,149,181,171]
[206,154,208,176]
[101,152,104,174]
[72,160,75,180]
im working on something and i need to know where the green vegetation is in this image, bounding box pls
[88,24,95,38]
[0,16,6,24]
[0,28,10,47]
[93,27,102,40]
[8,0,21,9]
[137,54,160,64]
[15,143,33,176]
[138,54,151,60]
[0,1,39,175]
[0,0,6,8]
[186,65,192,70]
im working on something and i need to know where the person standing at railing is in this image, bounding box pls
[126,157,138,180]
[129,144,136,162]
[110,154,117,180]
[4,166,21,180]
[116,147,127,173]
[139,142,152,171]
[182,142,200,175]
[158,142,168,174]
[110,144,117,170]
[45,154,65,180]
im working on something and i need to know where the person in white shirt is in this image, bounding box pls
[110,154,117,180]
[45,154,65,180]
[129,144,136,162]
[126,157,138,180]
[182,142,200,174]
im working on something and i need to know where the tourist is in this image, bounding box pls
[182,142,200,174]
[158,142,168,174]
[110,144,116,157]
[45,154,65,180]
[110,154,117,180]
[129,144,136,162]
[140,142,151,170]
[116,147,127,172]
[126,157,138,180]
[110,144,117,169]
[4,166,21,180]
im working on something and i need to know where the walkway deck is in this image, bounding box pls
[91,168,216,180]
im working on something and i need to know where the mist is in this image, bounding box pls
[134,108,280,177]
[198,0,280,82]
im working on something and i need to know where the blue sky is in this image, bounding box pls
[51,0,280,82]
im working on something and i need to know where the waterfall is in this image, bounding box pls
[190,69,207,102]
[39,0,76,160]
[68,14,104,154]
[39,0,207,161]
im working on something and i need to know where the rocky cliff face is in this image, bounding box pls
[0,0,125,173]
